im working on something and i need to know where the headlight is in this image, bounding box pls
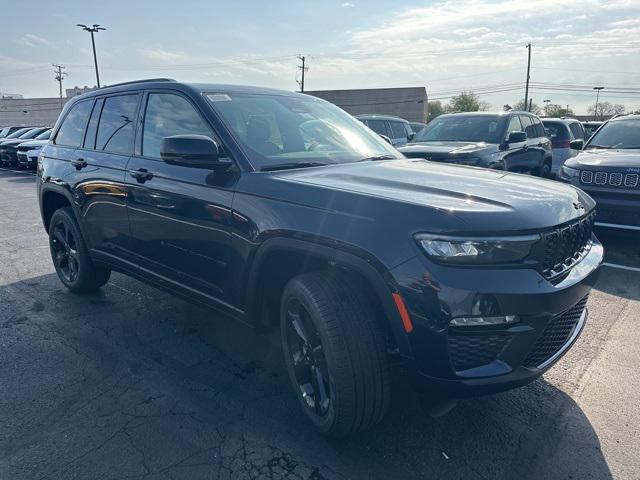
[559,165,580,181]
[415,233,540,264]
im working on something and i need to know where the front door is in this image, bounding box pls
[126,91,235,301]
[503,115,529,172]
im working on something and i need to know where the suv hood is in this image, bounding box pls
[566,148,640,170]
[275,159,593,232]
[18,139,48,149]
[398,141,494,160]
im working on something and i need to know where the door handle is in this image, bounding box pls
[130,168,154,183]
[71,158,87,170]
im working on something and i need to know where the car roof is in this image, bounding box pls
[542,117,580,124]
[68,79,308,102]
[355,114,409,122]
[609,114,640,122]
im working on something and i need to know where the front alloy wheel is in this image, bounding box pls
[284,299,331,417]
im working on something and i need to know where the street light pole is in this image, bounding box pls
[77,24,106,88]
[543,99,550,115]
[593,86,604,121]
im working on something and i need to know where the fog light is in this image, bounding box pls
[450,315,518,327]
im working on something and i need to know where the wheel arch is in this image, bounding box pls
[245,237,414,360]
[40,185,75,233]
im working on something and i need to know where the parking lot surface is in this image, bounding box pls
[1,168,639,480]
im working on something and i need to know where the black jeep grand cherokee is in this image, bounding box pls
[38,79,602,437]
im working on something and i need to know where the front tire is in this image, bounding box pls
[280,271,390,437]
[49,207,111,293]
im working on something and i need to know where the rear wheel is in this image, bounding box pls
[280,271,390,437]
[536,161,551,178]
[49,207,111,293]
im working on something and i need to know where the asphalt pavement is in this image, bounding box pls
[1,168,639,480]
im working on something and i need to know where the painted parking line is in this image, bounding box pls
[602,262,640,273]
[1,169,36,176]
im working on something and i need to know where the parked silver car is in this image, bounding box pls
[356,114,414,147]
[542,118,586,176]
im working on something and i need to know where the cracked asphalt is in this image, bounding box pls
[1,168,639,480]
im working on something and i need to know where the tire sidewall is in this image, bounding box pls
[280,279,338,434]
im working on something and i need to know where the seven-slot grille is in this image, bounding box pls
[580,170,640,189]
[523,295,588,368]
[542,211,595,280]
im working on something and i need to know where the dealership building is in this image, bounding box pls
[306,86,428,123]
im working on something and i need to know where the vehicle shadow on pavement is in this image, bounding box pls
[0,272,613,480]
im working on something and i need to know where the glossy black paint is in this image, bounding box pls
[38,81,602,399]
[399,111,552,175]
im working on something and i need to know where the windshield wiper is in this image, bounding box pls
[261,161,329,172]
[357,154,397,162]
[586,145,612,149]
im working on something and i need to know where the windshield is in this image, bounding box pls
[586,118,640,149]
[35,130,51,140]
[6,128,31,139]
[205,92,402,170]
[414,115,505,143]
[19,128,44,139]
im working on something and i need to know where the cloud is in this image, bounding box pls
[15,34,51,47]
[139,48,187,64]
[341,2,355,7]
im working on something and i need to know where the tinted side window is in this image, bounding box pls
[366,119,389,136]
[142,93,213,159]
[96,94,140,154]
[390,121,407,139]
[55,100,93,147]
[532,117,546,137]
[569,123,584,140]
[83,98,104,149]
[506,116,523,134]
[519,115,536,138]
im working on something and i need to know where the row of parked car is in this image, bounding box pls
[0,125,52,169]
[356,111,639,232]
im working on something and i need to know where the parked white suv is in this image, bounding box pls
[542,118,586,176]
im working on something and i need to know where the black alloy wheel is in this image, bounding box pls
[284,298,331,417]
[51,219,80,283]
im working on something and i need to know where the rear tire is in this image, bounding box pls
[49,207,111,293]
[280,270,390,437]
[537,161,551,178]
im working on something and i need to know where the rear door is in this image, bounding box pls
[389,120,409,146]
[365,119,391,141]
[70,93,141,258]
[502,115,528,172]
[126,90,235,301]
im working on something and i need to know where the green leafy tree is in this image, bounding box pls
[447,92,489,112]
[543,103,574,117]
[427,100,445,122]
[513,99,542,115]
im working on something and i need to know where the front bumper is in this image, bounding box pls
[389,237,603,398]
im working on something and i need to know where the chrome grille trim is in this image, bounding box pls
[579,170,640,189]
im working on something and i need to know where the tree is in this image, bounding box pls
[543,103,574,117]
[513,99,542,115]
[447,91,489,112]
[427,100,445,122]
[587,101,626,119]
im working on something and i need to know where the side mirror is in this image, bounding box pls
[569,139,584,151]
[408,132,415,142]
[379,134,392,145]
[507,131,527,144]
[160,134,220,168]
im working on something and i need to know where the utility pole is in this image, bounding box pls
[297,55,308,93]
[52,64,67,108]
[524,43,531,111]
[593,86,604,121]
[77,24,106,88]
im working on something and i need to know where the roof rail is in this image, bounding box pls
[102,78,176,89]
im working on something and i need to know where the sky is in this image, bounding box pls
[0,0,639,114]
